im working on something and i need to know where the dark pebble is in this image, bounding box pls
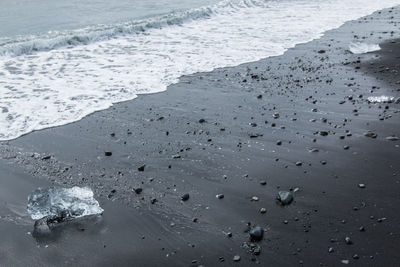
[249,226,264,241]
[134,188,143,194]
[181,193,190,201]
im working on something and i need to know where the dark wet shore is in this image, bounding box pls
[0,6,399,266]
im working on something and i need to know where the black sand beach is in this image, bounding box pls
[1,6,399,266]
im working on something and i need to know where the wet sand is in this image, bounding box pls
[0,6,399,266]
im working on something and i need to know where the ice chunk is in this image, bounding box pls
[367,95,395,103]
[27,186,103,220]
[349,42,380,54]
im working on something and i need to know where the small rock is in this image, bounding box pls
[253,246,261,255]
[181,193,190,201]
[364,131,377,138]
[138,165,146,172]
[352,254,359,260]
[319,131,329,136]
[260,180,267,185]
[345,237,353,245]
[318,49,326,54]
[216,194,224,199]
[199,118,206,123]
[277,191,293,205]
[233,255,241,262]
[295,161,303,166]
[260,208,267,214]
[249,226,264,241]
[386,136,399,141]
[134,188,142,194]
[251,196,259,201]
[341,260,349,265]
[104,152,112,157]
[276,140,282,145]
[358,184,365,189]
[328,247,334,253]
[33,217,51,236]
[273,112,280,119]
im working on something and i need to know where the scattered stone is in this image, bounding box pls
[358,183,365,189]
[277,191,294,205]
[253,246,261,255]
[328,247,334,253]
[386,136,399,141]
[318,49,326,54]
[359,226,365,232]
[260,208,267,214]
[41,155,51,160]
[273,112,280,119]
[181,193,190,201]
[104,151,112,157]
[260,180,267,185]
[276,140,282,145]
[377,217,386,223]
[33,217,51,236]
[249,133,263,138]
[233,255,241,262]
[295,161,303,166]
[138,165,146,172]
[319,131,329,136]
[108,189,116,198]
[242,242,261,255]
[345,237,353,245]
[341,260,349,265]
[251,196,259,201]
[249,226,264,241]
[216,194,224,199]
[364,131,377,138]
[343,145,350,150]
[353,254,359,260]
[172,154,181,159]
[199,118,206,123]
[134,188,142,194]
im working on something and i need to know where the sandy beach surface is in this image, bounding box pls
[0,6,399,266]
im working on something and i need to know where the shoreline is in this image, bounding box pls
[0,6,400,266]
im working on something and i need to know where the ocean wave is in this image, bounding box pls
[0,0,267,57]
